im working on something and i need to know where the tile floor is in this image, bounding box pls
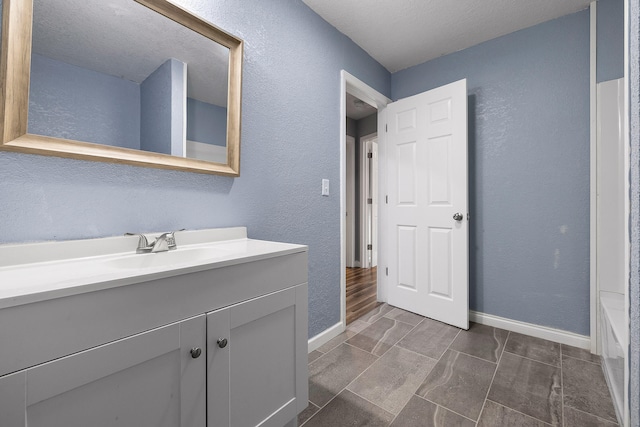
[300,304,619,427]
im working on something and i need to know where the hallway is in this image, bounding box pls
[346,267,378,325]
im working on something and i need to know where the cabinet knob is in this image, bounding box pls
[217,338,228,348]
[190,347,202,358]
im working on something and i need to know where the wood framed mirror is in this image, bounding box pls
[0,0,243,176]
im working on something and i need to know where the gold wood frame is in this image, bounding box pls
[0,0,243,176]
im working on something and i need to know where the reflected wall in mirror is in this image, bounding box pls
[0,0,243,175]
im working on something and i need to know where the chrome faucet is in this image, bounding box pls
[125,229,185,254]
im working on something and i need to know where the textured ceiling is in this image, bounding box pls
[33,0,230,106]
[302,0,593,72]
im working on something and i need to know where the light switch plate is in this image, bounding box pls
[322,179,330,196]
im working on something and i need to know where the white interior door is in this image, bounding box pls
[386,79,468,330]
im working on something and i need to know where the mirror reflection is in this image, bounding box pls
[30,0,230,163]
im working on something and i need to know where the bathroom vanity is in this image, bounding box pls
[0,228,308,427]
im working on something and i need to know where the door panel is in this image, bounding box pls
[397,225,417,290]
[386,79,468,329]
[397,141,417,204]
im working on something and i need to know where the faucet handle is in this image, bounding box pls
[161,229,185,250]
[125,233,151,253]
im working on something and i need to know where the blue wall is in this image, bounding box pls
[140,58,186,156]
[0,0,390,339]
[392,11,590,335]
[187,98,227,147]
[597,0,624,82]
[29,53,140,149]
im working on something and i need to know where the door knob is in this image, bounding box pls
[217,338,228,348]
[190,347,202,358]
[453,212,463,221]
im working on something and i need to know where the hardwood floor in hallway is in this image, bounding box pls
[346,267,379,325]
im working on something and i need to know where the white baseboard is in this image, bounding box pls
[308,321,344,353]
[470,311,591,350]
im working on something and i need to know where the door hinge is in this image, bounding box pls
[467,213,471,221]
[367,244,373,250]
[367,152,373,159]
[385,267,388,276]
[367,198,373,204]
[385,195,388,204]
[385,124,388,132]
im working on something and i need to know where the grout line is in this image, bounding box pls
[346,388,396,417]
[476,330,509,424]
[561,353,602,366]
[391,343,439,363]
[332,319,429,424]
[563,404,620,426]
[369,320,408,356]
[419,395,477,423]
[502,349,562,368]
[298,402,321,427]
[484,399,554,426]
[450,348,499,366]
[342,340,381,357]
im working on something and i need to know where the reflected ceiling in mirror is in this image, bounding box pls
[0,0,243,175]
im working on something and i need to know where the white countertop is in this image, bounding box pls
[0,228,307,309]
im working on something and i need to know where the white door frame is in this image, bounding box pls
[360,133,378,269]
[346,135,356,268]
[340,70,391,330]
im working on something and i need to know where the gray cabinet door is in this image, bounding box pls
[207,285,308,427]
[0,315,206,427]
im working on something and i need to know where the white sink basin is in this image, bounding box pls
[106,247,228,270]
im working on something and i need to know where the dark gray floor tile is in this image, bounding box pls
[477,400,550,427]
[396,318,460,359]
[308,343,378,407]
[504,332,561,366]
[563,406,618,426]
[449,323,509,363]
[317,319,370,354]
[298,401,320,426]
[302,390,394,427]
[347,346,436,414]
[563,355,618,423]
[347,317,414,356]
[561,344,601,364]
[348,319,371,333]
[488,352,562,425]
[384,307,424,326]
[317,331,354,354]
[389,395,475,427]
[416,349,496,421]
[308,350,323,364]
[358,303,394,324]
